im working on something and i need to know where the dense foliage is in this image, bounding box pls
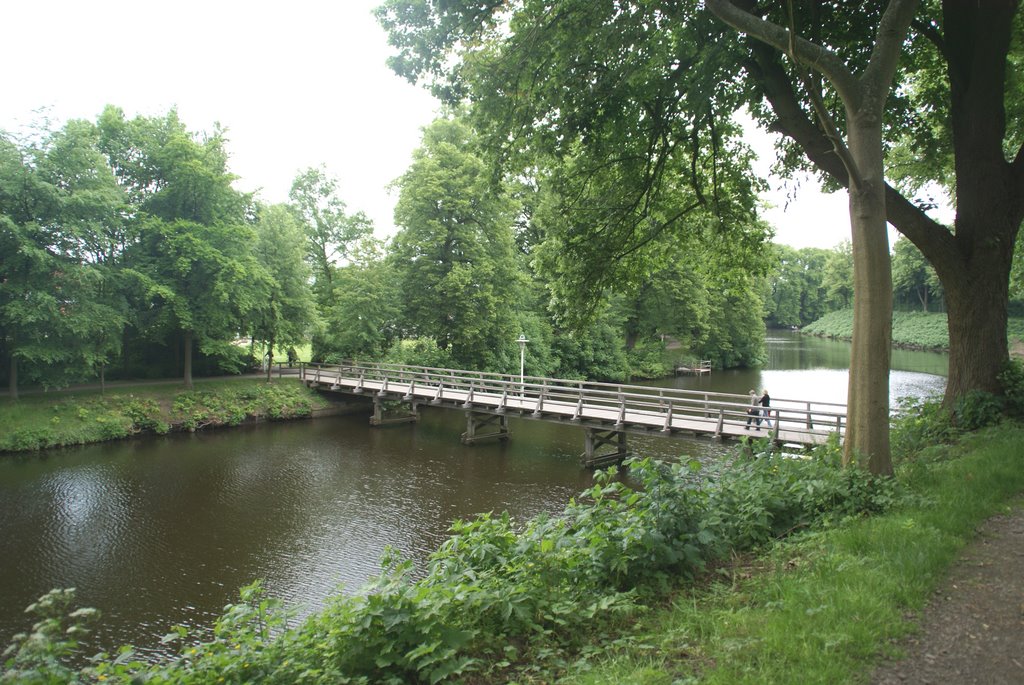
[2,445,901,684]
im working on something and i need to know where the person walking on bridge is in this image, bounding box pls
[745,389,761,430]
[760,389,772,428]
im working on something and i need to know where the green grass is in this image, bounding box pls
[247,341,313,364]
[560,423,1024,685]
[802,309,1024,351]
[0,378,331,452]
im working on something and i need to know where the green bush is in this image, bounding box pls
[999,357,1024,417]
[952,390,1005,431]
[701,440,902,551]
[2,427,54,452]
[890,398,956,462]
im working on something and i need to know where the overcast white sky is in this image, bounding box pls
[3,0,860,249]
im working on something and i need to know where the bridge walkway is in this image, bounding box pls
[282,362,846,464]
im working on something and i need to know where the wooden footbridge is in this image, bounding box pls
[281,362,846,468]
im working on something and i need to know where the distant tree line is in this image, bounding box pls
[763,235,962,330]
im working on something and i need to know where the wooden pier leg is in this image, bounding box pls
[580,428,629,469]
[461,411,510,445]
[370,396,420,426]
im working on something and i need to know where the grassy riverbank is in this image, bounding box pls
[801,309,1024,351]
[0,378,333,453]
[559,422,1024,684]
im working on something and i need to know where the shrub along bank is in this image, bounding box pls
[0,378,332,453]
[801,309,1024,351]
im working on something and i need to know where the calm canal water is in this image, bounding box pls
[0,331,946,658]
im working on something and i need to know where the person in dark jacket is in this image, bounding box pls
[759,389,772,428]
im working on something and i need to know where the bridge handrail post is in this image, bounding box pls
[715,408,724,437]
[771,409,780,441]
[806,401,814,430]
[663,401,674,432]
[533,381,546,416]
[616,389,626,427]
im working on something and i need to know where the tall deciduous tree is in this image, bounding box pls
[313,237,399,362]
[892,236,942,312]
[390,117,522,371]
[377,0,945,473]
[822,241,854,311]
[101,107,262,388]
[288,167,373,303]
[719,2,1023,413]
[1,121,127,397]
[251,204,318,380]
[707,0,919,474]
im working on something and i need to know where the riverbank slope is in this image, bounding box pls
[557,421,1024,684]
[0,378,337,453]
[801,309,1024,352]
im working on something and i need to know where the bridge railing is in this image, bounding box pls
[290,361,845,443]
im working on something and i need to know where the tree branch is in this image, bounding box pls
[705,0,861,105]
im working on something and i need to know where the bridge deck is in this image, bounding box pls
[287,362,845,449]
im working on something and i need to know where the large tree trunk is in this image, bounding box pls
[942,241,1013,402]
[183,329,194,390]
[844,117,893,474]
[265,337,275,383]
[934,0,1021,405]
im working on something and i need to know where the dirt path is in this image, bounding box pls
[871,500,1024,685]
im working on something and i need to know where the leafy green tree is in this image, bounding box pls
[891,235,942,312]
[709,1,1024,440]
[129,219,264,388]
[288,167,373,303]
[766,245,806,328]
[313,237,399,362]
[707,0,917,473]
[766,245,830,327]
[0,121,127,397]
[251,204,318,380]
[389,117,523,371]
[100,108,263,388]
[821,242,854,312]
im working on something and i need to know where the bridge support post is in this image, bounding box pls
[370,396,419,426]
[580,428,628,469]
[461,411,510,444]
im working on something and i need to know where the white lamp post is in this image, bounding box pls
[517,333,529,389]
